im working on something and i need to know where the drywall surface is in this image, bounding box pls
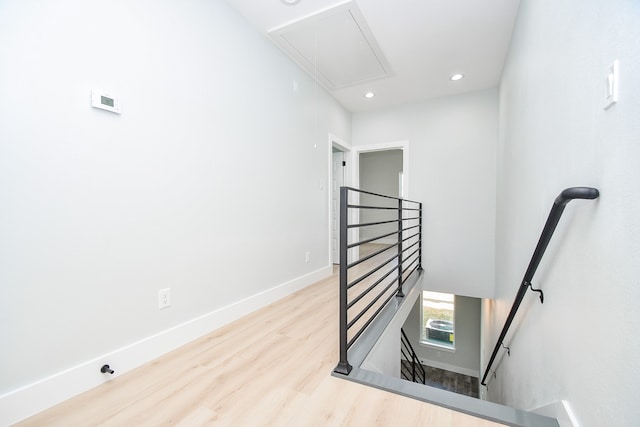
[359,150,403,242]
[404,295,481,377]
[0,0,350,402]
[352,89,498,298]
[360,275,421,378]
[486,0,640,426]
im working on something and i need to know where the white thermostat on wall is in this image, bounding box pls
[91,90,121,114]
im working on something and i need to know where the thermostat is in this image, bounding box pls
[91,91,121,114]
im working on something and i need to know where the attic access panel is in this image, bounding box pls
[269,1,391,90]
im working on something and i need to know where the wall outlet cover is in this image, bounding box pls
[604,60,619,110]
[158,288,171,309]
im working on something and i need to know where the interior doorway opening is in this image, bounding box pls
[358,149,404,245]
[329,135,351,265]
[350,140,410,266]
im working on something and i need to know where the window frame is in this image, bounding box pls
[420,291,456,351]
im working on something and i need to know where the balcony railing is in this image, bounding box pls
[334,187,422,375]
[330,187,563,426]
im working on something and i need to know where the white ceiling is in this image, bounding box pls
[269,2,393,90]
[224,0,521,113]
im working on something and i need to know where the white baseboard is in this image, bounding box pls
[417,358,480,378]
[0,265,332,426]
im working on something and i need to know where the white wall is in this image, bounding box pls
[403,295,481,377]
[352,89,498,298]
[486,0,640,425]
[0,0,350,421]
[361,277,421,378]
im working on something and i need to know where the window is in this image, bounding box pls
[421,291,455,349]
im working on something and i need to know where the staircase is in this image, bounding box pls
[400,328,426,384]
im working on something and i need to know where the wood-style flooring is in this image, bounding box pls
[17,262,504,426]
[402,361,480,398]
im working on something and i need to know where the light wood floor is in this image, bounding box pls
[17,264,504,427]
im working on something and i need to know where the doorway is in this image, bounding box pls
[351,141,410,262]
[353,141,410,199]
[332,149,345,264]
[329,134,351,264]
[329,134,351,265]
[358,149,403,244]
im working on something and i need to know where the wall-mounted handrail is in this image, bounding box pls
[481,187,599,386]
[334,186,423,376]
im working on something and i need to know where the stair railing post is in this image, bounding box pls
[418,202,423,272]
[334,186,352,375]
[412,355,416,382]
[396,198,404,297]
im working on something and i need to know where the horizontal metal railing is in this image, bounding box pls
[481,187,599,386]
[401,328,426,384]
[334,187,423,376]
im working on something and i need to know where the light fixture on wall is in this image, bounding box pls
[450,73,464,81]
[364,91,375,99]
[281,0,301,5]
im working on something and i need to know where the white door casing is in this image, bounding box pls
[352,141,410,262]
[332,151,347,264]
[328,134,351,266]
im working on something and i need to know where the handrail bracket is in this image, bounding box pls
[525,281,544,304]
[501,342,511,357]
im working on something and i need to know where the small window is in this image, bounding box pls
[421,291,455,349]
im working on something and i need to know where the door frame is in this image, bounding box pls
[350,140,410,260]
[351,140,410,199]
[328,133,352,266]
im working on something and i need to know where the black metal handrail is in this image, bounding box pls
[334,187,423,376]
[481,187,599,386]
[401,328,426,384]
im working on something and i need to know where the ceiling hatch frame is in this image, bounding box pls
[268,0,392,91]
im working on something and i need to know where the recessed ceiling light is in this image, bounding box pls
[281,0,301,4]
[364,91,375,99]
[450,74,464,81]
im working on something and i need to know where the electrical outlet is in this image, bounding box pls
[305,251,310,263]
[158,288,171,309]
